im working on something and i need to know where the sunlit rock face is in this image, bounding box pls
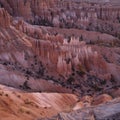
[0,84,78,120]
[0,84,119,120]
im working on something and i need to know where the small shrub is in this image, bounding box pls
[26,110,31,114]
[3,62,7,65]
[100,80,107,85]
[17,95,21,98]
[23,81,31,89]
[19,108,24,113]
[5,94,8,97]
[24,99,32,105]
[77,64,86,76]
[93,85,102,91]
[67,76,75,84]
[0,91,3,96]
[110,75,116,83]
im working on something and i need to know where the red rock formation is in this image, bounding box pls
[12,19,109,77]
[0,8,11,27]
[0,1,119,97]
[0,84,78,120]
[1,0,120,37]
[0,1,120,120]
[92,94,113,105]
[52,97,120,120]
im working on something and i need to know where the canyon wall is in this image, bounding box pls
[1,0,120,38]
[0,1,119,95]
[0,1,120,120]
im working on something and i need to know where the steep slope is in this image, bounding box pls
[0,7,119,96]
[49,97,120,120]
[0,84,120,120]
[0,84,78,120]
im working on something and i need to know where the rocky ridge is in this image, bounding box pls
[46,97,120,120]
[1,0,120,38]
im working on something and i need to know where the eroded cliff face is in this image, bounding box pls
[12,20,110,76]
[0,7,119,96]
[1,0,120,38]
[0,8,11,27]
